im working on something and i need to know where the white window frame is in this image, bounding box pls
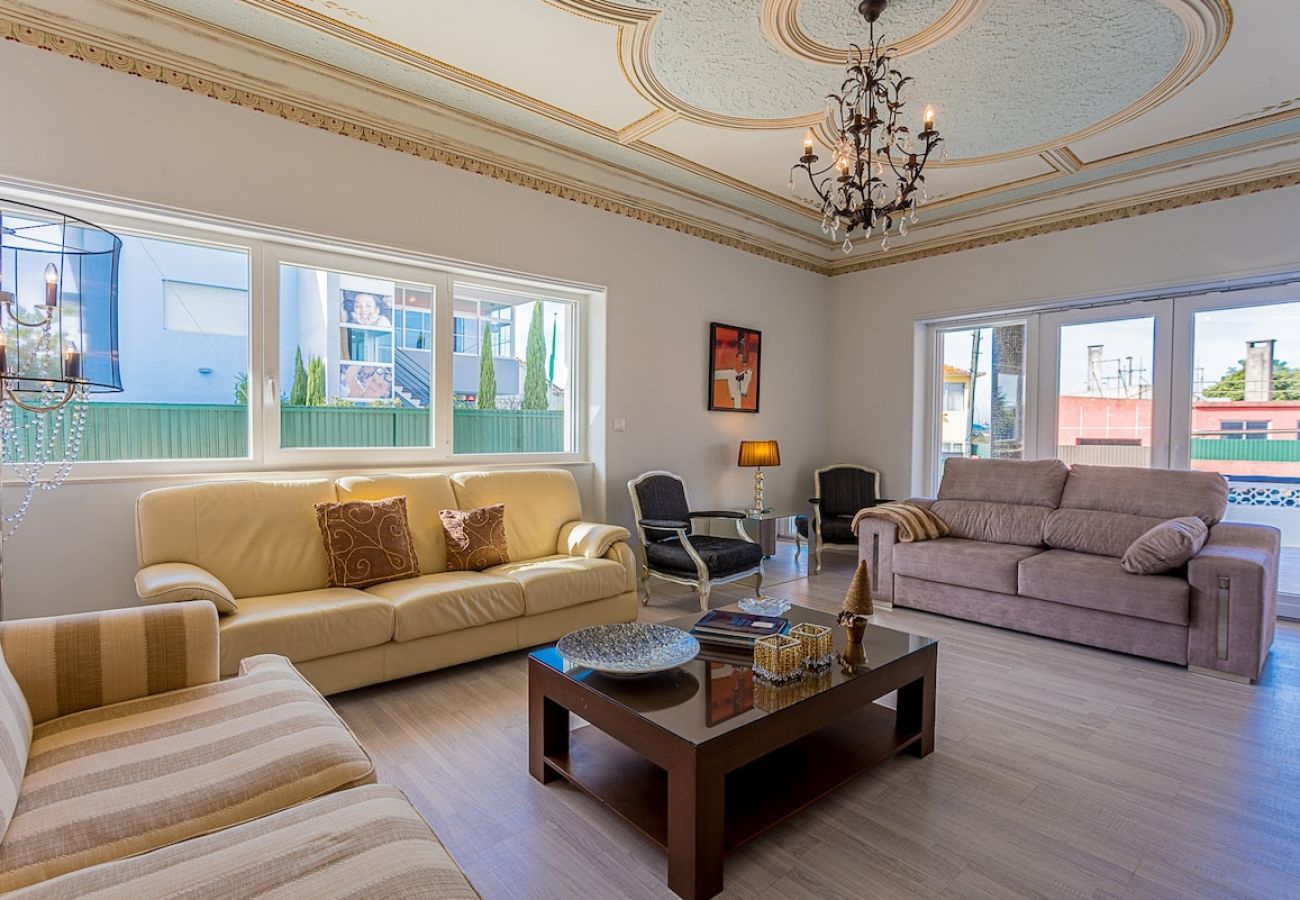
[5,191,593,478]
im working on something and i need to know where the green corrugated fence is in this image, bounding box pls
[5,403,565,460]
[1190,438,1300,462]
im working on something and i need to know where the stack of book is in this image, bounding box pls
[690,610,791,651]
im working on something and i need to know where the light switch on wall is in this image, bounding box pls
[613,417,627,432]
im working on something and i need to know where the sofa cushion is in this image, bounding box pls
[1061,465,1229,525]
[646,536,763,578]
[929,500,1048,548]
[938,458,1069,508]
[366,571,525,642]
[0,655,374,893]
[1018,549,1189,625]
[488,555,631,616]
[315,496,421,589]
[893,538,1045,595]
[440,503,510,571]
[451,469,583,563]
[1122,516,1209,575]
[0,651,31,844]
[136,479,337,599]
[6,784,477,900]
[1044,508,1166,558]
[336,473,458,575]
[218,588,395,676]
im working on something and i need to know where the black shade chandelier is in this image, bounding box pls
[791,0,943,254]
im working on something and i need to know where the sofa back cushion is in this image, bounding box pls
[938,458,1069,508]
[1047,465,1229,558]
[0,650,31,843]
[136,479,338,598]
[451,469,583,562]
[929,500,1049,548]
[336,474,457,575]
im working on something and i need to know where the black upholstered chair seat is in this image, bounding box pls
[646,536,763,577]
[795,511,867,542]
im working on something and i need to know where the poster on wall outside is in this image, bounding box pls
[340,290,393,328]
[339,363,394,401]
[708,321,761,413]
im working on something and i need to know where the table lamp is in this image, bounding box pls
[738,440,780,513]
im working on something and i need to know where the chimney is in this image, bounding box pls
[1086,345,1104,396]
[1244,340,1275,401]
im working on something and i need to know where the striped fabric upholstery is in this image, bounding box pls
[9,784,479,899]
[0,651,32,843]
[852,502,950,543]
[0,653,375,892]
[0,602,219,725]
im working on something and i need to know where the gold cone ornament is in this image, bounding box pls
[838,560,874,642]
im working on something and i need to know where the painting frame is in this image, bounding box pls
[707,321,762,413]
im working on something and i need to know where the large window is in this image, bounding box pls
[933,322,1027,481]
[452,283,575,455]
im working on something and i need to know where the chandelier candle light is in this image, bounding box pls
[791,0,943,254]
[0,200,123,617]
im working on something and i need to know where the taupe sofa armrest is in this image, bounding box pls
[0,602,220,724]
[135,562,238,614]
[1186,522,1281,682]
[855,518,900,606]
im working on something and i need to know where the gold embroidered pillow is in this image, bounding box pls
[315,496,420,589]
[440,504,510,571]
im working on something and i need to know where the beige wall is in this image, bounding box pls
[828,185,1300,496]
[0,43,831,618]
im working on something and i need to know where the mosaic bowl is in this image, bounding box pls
[556,623,700,677]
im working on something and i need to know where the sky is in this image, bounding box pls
[941,299,1300,425]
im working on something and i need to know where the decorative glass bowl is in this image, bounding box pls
[738,596,792,616]
[556,623,699,677]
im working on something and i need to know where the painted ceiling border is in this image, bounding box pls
[0,17,833,275]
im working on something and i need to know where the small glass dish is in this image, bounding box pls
[738,596,792,617]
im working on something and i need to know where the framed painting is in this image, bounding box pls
[708,321,761,413]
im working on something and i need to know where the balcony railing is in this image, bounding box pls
[5,403,566,460]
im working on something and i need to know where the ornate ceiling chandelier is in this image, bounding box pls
[791,0,943,254]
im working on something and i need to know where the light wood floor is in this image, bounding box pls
[331,543,1300,900]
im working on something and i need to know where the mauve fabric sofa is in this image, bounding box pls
[856,458,1280,683]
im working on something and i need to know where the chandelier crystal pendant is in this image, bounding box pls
[0,200,123,540]
[791,0,943,254]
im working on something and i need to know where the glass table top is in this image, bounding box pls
[530,606,936,747]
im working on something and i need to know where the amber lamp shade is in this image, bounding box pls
[737,440,780,468]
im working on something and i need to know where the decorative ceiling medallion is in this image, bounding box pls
[763,0,989,66]
[559,0,1230,163]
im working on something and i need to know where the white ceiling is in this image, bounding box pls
[5,0,1299,273]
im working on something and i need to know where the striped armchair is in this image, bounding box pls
[0,602,399,894]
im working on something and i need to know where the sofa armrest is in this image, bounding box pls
[1186,522,1281,682]
[855,517,900,607]
[558,521,632,559]
[135,562,238,614]
[603,541,638,593]
[0,602,220,724]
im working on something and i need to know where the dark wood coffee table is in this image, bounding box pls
[528,606,937,900]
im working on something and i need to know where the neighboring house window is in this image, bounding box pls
[452,315,471,353]
[1221,420,1269,440]
[397,308,431,350]
[943,382,965,412]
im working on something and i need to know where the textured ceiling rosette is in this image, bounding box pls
[553,0,1230,163]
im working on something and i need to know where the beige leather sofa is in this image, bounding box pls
[134,468,638,694]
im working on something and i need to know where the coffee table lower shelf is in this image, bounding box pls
[542,701,917,855]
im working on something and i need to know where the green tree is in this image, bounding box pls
[477,326,497,410]
[234,372,249,405]
[1203,359,1300,401]
[522,302,549,410]
[289,347,308,406]
[305,356,326,406]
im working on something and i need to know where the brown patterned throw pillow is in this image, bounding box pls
[440,504,510,571]
[315,496,420,589]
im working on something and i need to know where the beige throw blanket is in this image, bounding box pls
[851,502,949,543]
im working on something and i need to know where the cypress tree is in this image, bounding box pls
[522,302,548,410]
[477,325,496,409]
[289,347,308,406]
[306,356,326,406]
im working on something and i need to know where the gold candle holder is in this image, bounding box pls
[752,633,803,684]
[790,622,833,671]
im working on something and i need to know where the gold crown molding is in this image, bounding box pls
[830,163,1300,274]
[0,17,835,276]
[1040,147,1084,174]
[762,0,990,66]
[617,108,679,143]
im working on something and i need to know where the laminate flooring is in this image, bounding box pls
[331,542,1300,900]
